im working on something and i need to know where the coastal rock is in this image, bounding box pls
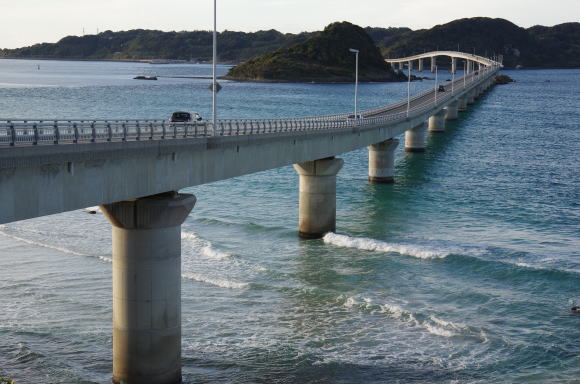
[495,74,514,84]
[223,22,406,83]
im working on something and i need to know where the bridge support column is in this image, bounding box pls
[398,62,404,70]
[293,157,344,238]
[431,57,436,73]
[408,60,413,72]
[368,139,399,183]
[467,90,475,105]
[405,121,426,152]
[451,58,457,74]
[418,58,424,72]
[101,192,196,384]
[459,97,468,111]
[429,110,447,132]
[445,101,459,120]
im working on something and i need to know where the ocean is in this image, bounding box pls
[0,59,578,383]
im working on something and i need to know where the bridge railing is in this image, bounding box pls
[0,120,211,146]
[0,67,499,146]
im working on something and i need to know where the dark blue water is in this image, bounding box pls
[0,59,578,383]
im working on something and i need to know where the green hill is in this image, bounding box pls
[379,18,580,68]
[0,29,313,63]
[224,22,405,82]
[1,18,579,69]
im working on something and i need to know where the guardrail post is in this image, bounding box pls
[173,123,177,139]
[73,123,79,144]
[162,122,166,139]
[136,121,141,141]
[33,123,39,145]
[107,122,112,142]
[53,121,59,144]
[184,123,189,138]
[9,122,15,146]
[149,122,154,140]
[91,122,96,142]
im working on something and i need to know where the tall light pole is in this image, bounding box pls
[451,65,455,94]
[434,65,438,104]
[406,60,411,117]
[349,48,359,118]
[212,0,217,133]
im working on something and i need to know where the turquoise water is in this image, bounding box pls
[0,59,578,383]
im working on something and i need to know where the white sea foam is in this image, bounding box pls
[423,323,457,337]
[0,229,112,263]
[181,232,231,260]
[182,273,249,290]
[324,233,457,259]
[342,297,485,340]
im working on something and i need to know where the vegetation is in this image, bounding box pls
[495,74,515,84]
[224,22,406,82]
[1,18,579,69]
[0,29,313,63]
[379,18,580,68]
[0,377,15,384]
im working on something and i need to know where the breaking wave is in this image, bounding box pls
[324,233,477,259]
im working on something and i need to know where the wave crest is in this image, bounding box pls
[324,233,465,259]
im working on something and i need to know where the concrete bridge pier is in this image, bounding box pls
[467,90,476,105]
[398,62,404,70]
[429,110,447,132]
[445,101,460,120]
[418,58,424,72]
[368,139,399,183]
[408,60,413,72]
[458,96,468,111]
[431,57,436,73]
[451,58,457,74]
[466,60,473,74]
[101,192,196,384]
[293,157,344,238]
[405,121,427,152]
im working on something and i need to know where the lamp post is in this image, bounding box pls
[349,48,359,119]
[434,65,438,104]
[212,0,217,133]
[451,64,455,94]
[406,60,411,117]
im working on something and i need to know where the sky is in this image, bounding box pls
[1,0,579,49]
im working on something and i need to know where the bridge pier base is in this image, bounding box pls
[459,97,468,111]
[405,121,426,152]
[451,58,457,74]
[293,158,344,238]
[101,192,196,384]
[429,110,447,132]
[368,139,399,183]
[467,91,475,105]
[445,101,459,120]
[418,58,424,72]
[431,57,436,73]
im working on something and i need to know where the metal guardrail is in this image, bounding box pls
[0,66,500,147]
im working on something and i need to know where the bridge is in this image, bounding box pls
[0,53,501,384]
[385,50,503,74]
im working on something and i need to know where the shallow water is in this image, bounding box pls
[0,59,579,383]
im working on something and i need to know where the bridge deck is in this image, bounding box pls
[0,65,499,224]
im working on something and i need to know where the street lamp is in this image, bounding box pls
[406,60,411,117]
[349,48,359,119]
[212,0,217,133]
[434,65,438,104]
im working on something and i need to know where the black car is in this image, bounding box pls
[437,85,446,92]
[169,111,202,122]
